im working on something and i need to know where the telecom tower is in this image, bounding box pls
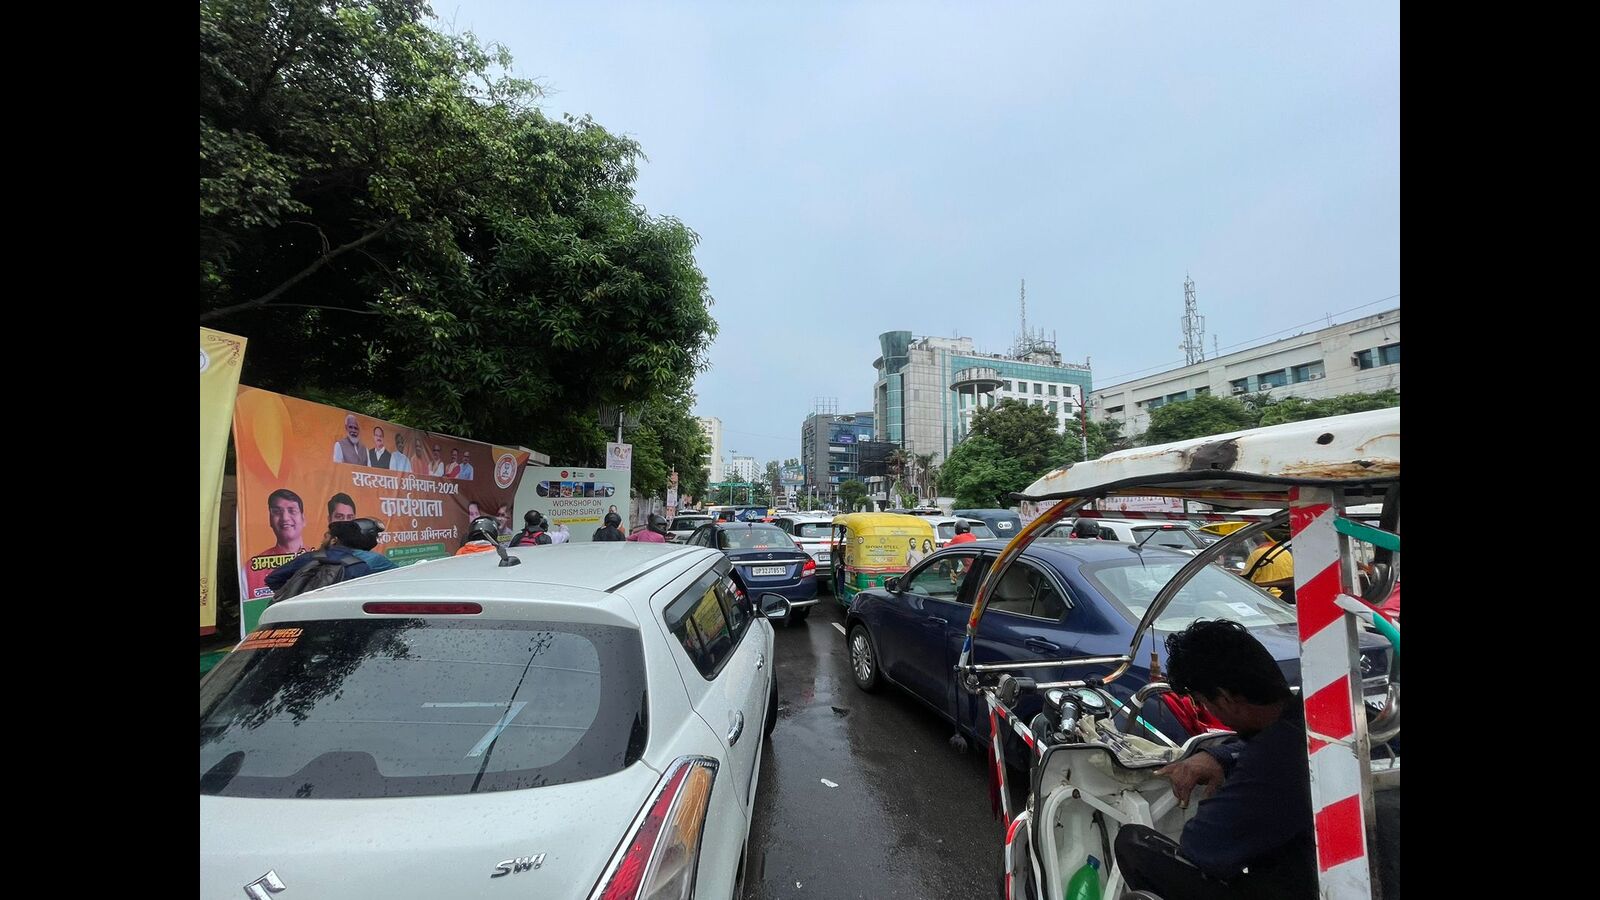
[1012,278,1060,363]
[1180,274,1206,366]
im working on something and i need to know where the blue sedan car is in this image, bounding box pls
[843,538,1393,747]
[686,522,820,622]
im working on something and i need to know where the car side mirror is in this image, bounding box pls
[886,576,901,593]
[759,593,792,624]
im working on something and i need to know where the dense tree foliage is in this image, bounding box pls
[201,0,715,480]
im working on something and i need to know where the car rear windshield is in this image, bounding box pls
[1081,558,1298,631]
[200,618,648,799]
[719,525,796,550]
[1133,526,1206,550]
[731,507,769,522]
[793,523,832,538]
[671,517,711,531]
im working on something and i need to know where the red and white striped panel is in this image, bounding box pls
[1289,487,1373,899]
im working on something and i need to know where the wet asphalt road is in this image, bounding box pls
[742,594,1006,900]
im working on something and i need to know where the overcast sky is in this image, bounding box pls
[442,1,1399,465]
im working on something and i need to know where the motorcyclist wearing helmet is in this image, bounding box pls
[946,518,979,546]
[592,510,627,542]
[509,510,553,547]
[1071,518,1104,539]
[455,515,505,555]
[628,512,670,543]
[264,517,397,591]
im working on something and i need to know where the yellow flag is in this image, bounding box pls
[200,328,247,634]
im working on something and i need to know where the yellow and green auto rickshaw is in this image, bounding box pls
[830,512,938,608]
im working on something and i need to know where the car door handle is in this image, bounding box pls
[1024,637,1060,653]
[727,711,745,746]
[755,653,765,670]
[926,617,948,627]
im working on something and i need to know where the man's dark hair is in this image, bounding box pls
[1165,619,1291,705]
[268,488,304,512]
[327,492,356,516]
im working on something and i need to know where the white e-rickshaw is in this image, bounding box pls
[963,408,1399,900]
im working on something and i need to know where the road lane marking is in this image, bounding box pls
[832,622,846,635]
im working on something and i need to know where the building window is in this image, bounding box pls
[1048,384,1058,396]
[1002,381,1012,391]
[1257,369,1288,388]
[1106,405,1124,414]
[1355,344,1397,369]
[1195,386,1211,396]
[1146,397,1167,410]
[1048,401,1058,414]
[1290,361,1326,383]
[1032,382,1042,394]
[1230,378,1249,395]
[1166,391,1189,403]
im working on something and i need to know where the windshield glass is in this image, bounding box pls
[793,523,832,538]
[719,525,796,550]
[670,517,710,531]
[200,618,647,799]
[1134,526,1205,550]
[1082,558,1298,631]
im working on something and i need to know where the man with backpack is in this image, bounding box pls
[266,518,396,603]
[509,510,554,547]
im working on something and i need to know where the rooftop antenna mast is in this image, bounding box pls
[1180,274,1207,366]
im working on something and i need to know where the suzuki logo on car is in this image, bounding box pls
[491,854,546,877]
[244,870,286,899]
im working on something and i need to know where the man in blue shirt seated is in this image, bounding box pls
[1114,619,1317,899]
[265,517,397,593]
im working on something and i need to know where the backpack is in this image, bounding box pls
[271,551,366,604]
[509,529,548,547]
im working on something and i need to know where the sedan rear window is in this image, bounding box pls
[792,523,832,538]
[1134,526,1206,550]
[200,619,648,799]
[719,526,796,550]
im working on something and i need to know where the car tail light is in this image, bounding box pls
[592,757,718,900]
[362,602,483,615]
[801,558,816,577]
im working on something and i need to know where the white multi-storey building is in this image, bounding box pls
[1092,308,1400,437]
[697,416,724,484]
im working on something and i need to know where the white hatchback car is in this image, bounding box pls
[928,516,997,548]
[201,542,788,900]
[770,514,835,577]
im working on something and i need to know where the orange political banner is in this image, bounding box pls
[231,386,529,636]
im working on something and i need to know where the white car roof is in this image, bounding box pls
[258,543,721,628]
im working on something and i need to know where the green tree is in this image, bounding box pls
[1256,390,1400,427]
[626,392,710,500]
[969,400,1070,474]
[1141,395,1259,445]
[200,0,715,460]
[764,460,782,499]
[836,480,869,512]
[939,435,1029,509]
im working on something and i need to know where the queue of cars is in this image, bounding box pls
[204,505,1384,898]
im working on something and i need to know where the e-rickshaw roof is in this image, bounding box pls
[1020,407,1398,507]
[830,512,939,533]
